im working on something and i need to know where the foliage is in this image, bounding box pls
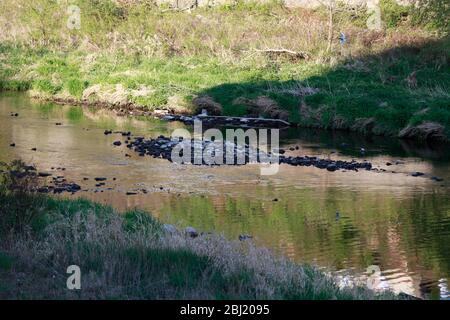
[412,0,450,33]
[0,1,448,139]
[0,187,399,299]
[379,0,411,28]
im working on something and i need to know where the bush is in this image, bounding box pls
[411,0,450,33]
[380,0,411,28]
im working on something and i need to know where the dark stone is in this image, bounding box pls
[68,184,81,191]
[38,172,52,177]
[113,141,122,146]
[431,176,444,182]
[411,172,424,177]
[327,164,337,172]
[31,148,37,151]
[112,134,375,174]
[9,143,15,147]
[95,177,107,181]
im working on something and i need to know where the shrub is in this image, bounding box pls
[380,0,411,28]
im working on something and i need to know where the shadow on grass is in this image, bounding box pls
[197,37,450,140]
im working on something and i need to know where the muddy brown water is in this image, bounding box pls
[1,93,449,299]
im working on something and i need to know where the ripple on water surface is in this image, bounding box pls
[1,93,450,299]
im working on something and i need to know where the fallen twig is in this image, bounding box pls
[255,48,310,60]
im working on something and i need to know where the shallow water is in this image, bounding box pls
[1,93,449,299]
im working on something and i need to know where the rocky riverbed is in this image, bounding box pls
[123,134,374,172]
[4,128,446,197]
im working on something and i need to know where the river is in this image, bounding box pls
[1,92,449,299]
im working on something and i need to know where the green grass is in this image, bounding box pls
[1,41,448,137]
[380,0,411,28]
[0,252,14,271]
[0,0,448,140]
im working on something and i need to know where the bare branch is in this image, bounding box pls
[255,48,310,60]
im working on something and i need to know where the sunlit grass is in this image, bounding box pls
[0,0,448,139]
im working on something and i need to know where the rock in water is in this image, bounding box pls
[411,172,424,177]
[327,164,337,172]
[38,172,52,177]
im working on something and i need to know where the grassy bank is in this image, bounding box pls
[0,162,398,300]
[0,0,449,140]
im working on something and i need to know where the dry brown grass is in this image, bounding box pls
[0,190,398,300]
[0,0,433,62]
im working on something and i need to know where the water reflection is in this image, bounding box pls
[1,93,450,299]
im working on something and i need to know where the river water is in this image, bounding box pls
[1,93,449,299]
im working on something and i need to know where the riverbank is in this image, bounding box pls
[0,162,399,299]
[0,1,449,142]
